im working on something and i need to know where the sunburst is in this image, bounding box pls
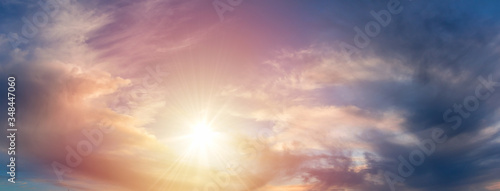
[188,120,218,147]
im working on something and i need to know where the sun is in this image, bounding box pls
[189,121,217,146]
[179,120,225,167]
[168,110,231,168]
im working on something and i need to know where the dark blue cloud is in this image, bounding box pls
[286,0,500,190]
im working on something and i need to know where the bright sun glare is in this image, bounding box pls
[190,122,216,145]
[172,112,229,167]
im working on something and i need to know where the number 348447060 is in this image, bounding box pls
[7,77,15,127]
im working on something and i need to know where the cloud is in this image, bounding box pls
[0,0,218,190]
[2,0,500,190]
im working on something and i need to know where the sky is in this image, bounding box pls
[1,0,500,190]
